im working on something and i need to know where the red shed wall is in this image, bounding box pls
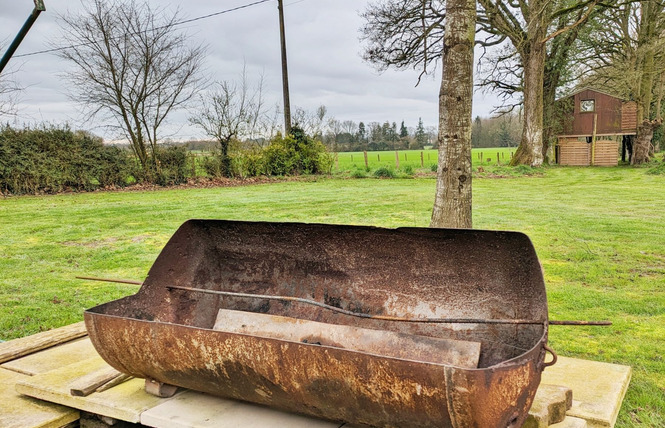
[560,89,624,136]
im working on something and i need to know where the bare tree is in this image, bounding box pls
[0,43,21,118]
[189,68,266,176]
[0,75,20,118]
[293,105,328,138]
[57,0,205,176]
[430,0,475,228]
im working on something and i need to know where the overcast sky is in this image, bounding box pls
[1,0,500,141]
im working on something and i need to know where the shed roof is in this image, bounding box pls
[556,87,629,103]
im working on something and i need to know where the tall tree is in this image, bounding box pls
[430,0,475,228]
[415,117,427,147]
[400,120,409,138]
[58,0,205,176]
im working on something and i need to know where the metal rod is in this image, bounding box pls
[0,1,46,75]
[167,285,545,325]
[75,277,611,326]
[76,276,143,285]
[549,320,612,326]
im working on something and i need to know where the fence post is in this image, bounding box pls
[395,150,400,169]
[378,154,380,162]
[420,151,424,167]
[363,151,369,170]
[335,153,339,171]
[190,154,196,178]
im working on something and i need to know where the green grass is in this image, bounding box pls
[0,165,663,426]
[333,148,514,172]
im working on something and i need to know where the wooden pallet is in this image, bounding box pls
[1,323,631,428]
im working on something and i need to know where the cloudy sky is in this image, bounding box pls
[1,0,500,141]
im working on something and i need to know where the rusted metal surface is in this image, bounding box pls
[85,220,550,428]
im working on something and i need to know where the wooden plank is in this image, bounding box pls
[542,356,631,428]
[0,322,87,364]
[141,390,343,428]
[0,367,79,428]
[16,356,173,423]
[2,337,97,376]
[213,309,481,368]
[70,366,123,397]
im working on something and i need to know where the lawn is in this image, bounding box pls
[0,165,663,426]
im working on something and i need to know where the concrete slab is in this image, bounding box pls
[2,337,97,375]
[0,367,79,428]
[15,356,173,423]
[140,390,343,428]
[550,416,588,428]
[523,384,573,428]
[542,357,631,428]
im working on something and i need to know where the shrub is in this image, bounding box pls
[232,149,265,178]
[402,165,414,175]
[153,146,188,186]
[0,125,133,194]
[263,127,331,176]
[373,166,396,178]
[430,163,438,172]
[350,168,367,178]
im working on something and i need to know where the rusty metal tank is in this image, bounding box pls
[84,220,550,428]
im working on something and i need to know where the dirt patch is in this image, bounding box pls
[62,237,118,248]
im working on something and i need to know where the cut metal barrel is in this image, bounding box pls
[85,220,549,428]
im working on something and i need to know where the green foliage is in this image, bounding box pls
[646,162,665,175]
[231,149,265,178]
[430,163,438,172]
[350,168,368,178]
[373,166,396,178]
[153,146,188,186]
[263,127,331,176]
[0,125,131,194]
[401,164,414,175]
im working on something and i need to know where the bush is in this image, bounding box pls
[647,162,665,175]
[231,149,265,178]
[263,127,332,176]
[0,125,132,194]
[201,152,225,178]
[350,168,367,178]
[373,166,396,178]
[402,165,414,175]
[430,163,438,172]
[153,146,188,186]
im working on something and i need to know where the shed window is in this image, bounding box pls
[580,99,595,112]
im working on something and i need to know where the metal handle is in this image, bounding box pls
[543,344,558,368]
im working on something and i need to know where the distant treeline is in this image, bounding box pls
[471,114,522,149]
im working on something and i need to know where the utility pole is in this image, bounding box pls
[277,0,292,136]
[0,1,46,75]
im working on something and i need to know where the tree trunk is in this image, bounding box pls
[430,0,475,229]
[633,119,662,164]
[511,42,546,167]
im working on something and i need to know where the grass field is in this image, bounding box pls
[333,148,515,172]
[0,165,663,426]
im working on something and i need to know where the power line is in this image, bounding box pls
[13,0,274,59]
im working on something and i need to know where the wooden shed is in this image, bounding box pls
[555,88,637,166]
